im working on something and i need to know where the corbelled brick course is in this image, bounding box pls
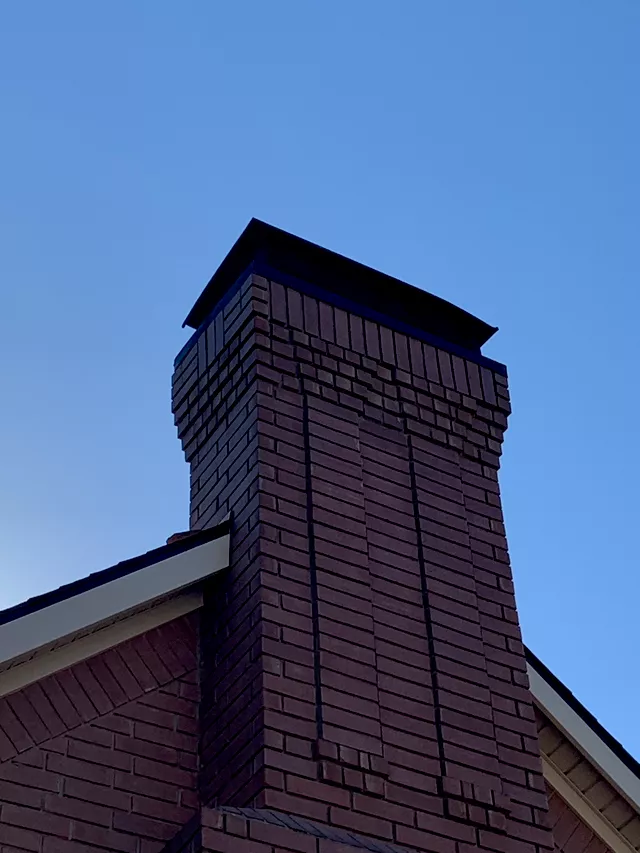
[171,262,553,853]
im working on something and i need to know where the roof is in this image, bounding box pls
[183,218,498,354]
[0,518,231,693]
[0,519,230,629]
[527,646,640,785]
[527,645,640,849]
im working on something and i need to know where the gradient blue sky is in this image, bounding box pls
[1,3,638,757]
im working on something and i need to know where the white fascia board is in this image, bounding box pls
[0,592,203,699]
[528,661,640,812]
[0,533,230,671]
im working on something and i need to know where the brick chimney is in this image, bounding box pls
[171,220,552,853]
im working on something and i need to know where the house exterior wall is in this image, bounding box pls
[535,708,640,851]
[171,270,554,853]
[0,614,199,852]
[547,786,612,853]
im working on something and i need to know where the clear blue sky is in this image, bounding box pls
[1,2,638,758]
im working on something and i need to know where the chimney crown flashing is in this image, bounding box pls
[183,218,498,355]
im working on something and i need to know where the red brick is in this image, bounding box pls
[0,778,42,809]
[169,271,549,852]
[55,669,97,722]
[64,775,131,811]
[67,735,131,771]
[6,692,50,744]
[44,792,112,827]
[202,826,272,853]
[251,819,317,852]
[287,773,350,806]
[0,758,60,792]
[0,823,42,852]
[132,793,193,824]
[118,699,175,730]
[113,811,178,841]
[114,768,181,803]
[88,657,129,707]
[133,635,174,684]
[2,803,70,838]
[0,703,34,753]
[133,755,193,788]
[397,824,457,853]
[329,805,393,839]
[262,788,329,822]
[72,660,114,716]
[72,820,138,852]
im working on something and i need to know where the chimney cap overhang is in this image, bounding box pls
[184,218,498,354]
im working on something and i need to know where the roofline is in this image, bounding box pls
[0,520,231,674]
[0,519,230,629]
[526,646,640,811]
[183,219,499,354]
[541,757,638,853]
[0,591,203,700]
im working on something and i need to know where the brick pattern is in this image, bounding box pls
[173,276,269,807]
[161,794,606,853]
[546,787,612,853]
[159,813,201,853]
[0,614,199,853]
[172,272,554,852]
[202,805,411,852]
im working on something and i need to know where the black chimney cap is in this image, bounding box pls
[184,219,498,354]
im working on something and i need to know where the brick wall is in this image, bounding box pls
[171,269,554,853]
[547,786,611,853]
[173,278,266,807]
[0,614,199,853]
